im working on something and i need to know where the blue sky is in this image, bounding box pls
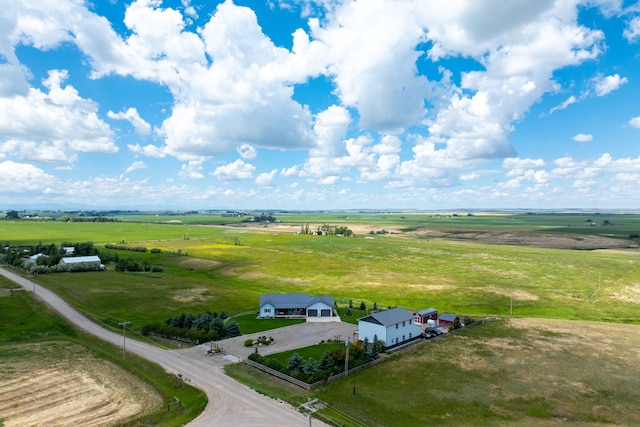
[1,0,640,211]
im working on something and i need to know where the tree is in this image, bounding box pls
[224,321,241,337]
[348,299,353,309]
[359,301,366,310]
[287,352,304,372]
[303,357,318,376]
[373,302,378,311]
[209,318,225,336]
[318,351,334,371]
[5,210,19,219]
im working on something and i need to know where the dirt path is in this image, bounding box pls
[0,267,334,427]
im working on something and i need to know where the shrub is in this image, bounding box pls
[244,339,254,347]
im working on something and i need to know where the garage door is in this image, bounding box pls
[321,309,331,317]
[308,309,318,317]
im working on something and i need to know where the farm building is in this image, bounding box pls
[413,308,438,325]
[438,313,460,328]
[59,255,103,269]
[259,293,336,320]
[358,307,421,350]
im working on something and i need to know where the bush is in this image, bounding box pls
[244,339,254,347]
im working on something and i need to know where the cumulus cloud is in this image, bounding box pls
[593,74,628,96]
[0,161,58,192]
[0,70,116,163]
[108,107,152,135]
[128,143,166,158]
[237,144,257,160]
[212,159,255,181]
[256,169,277,186]
[572,133,593,142]
[629,116,640,128]
[178,160,204,179]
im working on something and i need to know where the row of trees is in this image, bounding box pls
[115,258,164,272]
[249,337,382,384]
[299,224,354,236]
[141,311,240,343]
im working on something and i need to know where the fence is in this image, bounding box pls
[244,355,389,390]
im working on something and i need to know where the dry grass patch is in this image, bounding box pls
[483,287,539,301]
[0,342,161,427]
[171,288,211,303]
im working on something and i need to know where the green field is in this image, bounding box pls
[2,211,640,426]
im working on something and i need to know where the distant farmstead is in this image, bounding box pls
[259,293,337,321]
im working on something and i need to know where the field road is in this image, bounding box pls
[0,267,356,427]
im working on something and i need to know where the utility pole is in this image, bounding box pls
[344,337,350,376]
[118,321,130,360]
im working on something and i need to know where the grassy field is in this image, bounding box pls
[2,212,640,426]
[19,226,640,332]
[227,318,640,426]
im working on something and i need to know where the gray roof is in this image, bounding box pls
[359,307,413,327]
[61,255,101,264]
[439,313,459,322]
[417,308,437,316]
[259,293,333,309]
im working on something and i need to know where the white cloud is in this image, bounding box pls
[255,169,277,186]
[280,165,300,177]
[623,16,640,42]
[125,160,147,174]
[549,95,577,114]
[593,73,628,96]
[572,133,593,142]
[108,107,152,135]
[318,175,339,185]
[629,116,640,128]
[237,144,257,160]
[0,161,58,192]
[178,160,204,179]
[212,159,255,181]
[128,143,166,158]
[0,70,116,163]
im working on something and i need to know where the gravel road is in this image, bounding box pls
[0,267,357,426]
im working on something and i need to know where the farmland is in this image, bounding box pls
[2,211,640,426]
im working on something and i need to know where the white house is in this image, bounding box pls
[358,307,421,350]
[259,293,336,320]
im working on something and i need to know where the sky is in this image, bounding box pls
[1,0,640,211]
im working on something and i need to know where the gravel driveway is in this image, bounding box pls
[185,320,359,366]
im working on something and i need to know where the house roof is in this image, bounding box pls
[416,308,437,316]
[439,313,459,322]
[61,255,101,264]
[359,307,414,327]
[259,293,333,309]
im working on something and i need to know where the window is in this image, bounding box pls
[264,308,271,313]
[395,323,398,329]
[402,321,406,327]
[409,333,412,338]
[395,337,399,343]
[402,335,405,341]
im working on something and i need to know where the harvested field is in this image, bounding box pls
[411,229,636,249]
[0,342,161,427]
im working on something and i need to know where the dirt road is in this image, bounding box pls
[0,267,352,427]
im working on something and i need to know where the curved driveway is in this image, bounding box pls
[0,267,356,426]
